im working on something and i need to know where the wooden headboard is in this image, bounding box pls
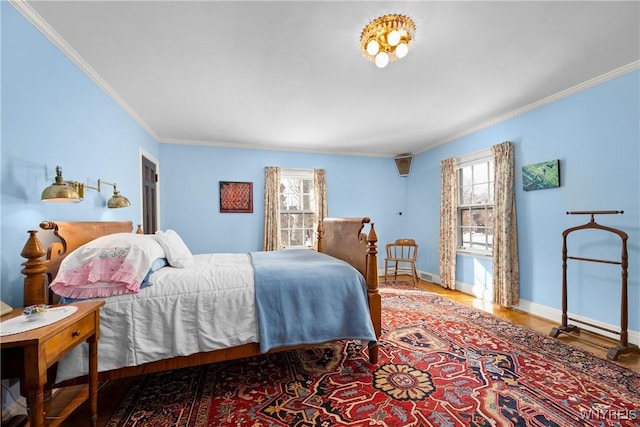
[21,221,134,305]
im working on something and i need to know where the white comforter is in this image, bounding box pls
[56,253,258,383]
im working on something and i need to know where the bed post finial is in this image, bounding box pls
[136,224,144,234]
[21,230,49,306]
[365,222,378,290]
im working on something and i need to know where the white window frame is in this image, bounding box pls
[279,169,316,249]
[456,148,494,256]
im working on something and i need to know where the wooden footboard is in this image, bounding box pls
[20,217,381,387]
[318,217,381,361]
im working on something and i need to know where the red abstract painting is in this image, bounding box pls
[219,181,253,213]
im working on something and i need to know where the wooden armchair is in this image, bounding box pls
[384,239,419,285]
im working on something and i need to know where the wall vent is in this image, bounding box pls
[420,273,433,282]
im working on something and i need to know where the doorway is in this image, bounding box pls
[141,155,158,234]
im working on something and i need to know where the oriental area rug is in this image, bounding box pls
[106,289,640,427]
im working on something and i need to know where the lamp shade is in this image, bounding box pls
[107,188,131,209]
[41,166,81,202]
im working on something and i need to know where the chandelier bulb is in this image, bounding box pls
[366,39,380,56]
[360,14,415,68]
[375,51,389,68]
[395,42,409,59]
[387,29,400,47]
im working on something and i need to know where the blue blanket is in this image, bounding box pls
[250,249,376,353]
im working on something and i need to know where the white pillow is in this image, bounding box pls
[154,229,194,268]
[50,233,166,299]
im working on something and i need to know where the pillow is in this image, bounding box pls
[154,229,194,268]
[50,233,166,299]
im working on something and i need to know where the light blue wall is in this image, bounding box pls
[158,144,405,254]
[408,70,640,332]
[1,3,159,307]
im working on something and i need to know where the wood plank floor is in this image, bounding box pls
[47,278,638,426]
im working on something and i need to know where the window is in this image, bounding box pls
[279,169,316,248]
[457,151,494,254]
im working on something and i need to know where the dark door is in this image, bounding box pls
[142,155,158,234]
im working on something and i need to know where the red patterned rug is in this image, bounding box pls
[379,280,418,290]
[106,290,640,426]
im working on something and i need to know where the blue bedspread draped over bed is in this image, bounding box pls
[250,249,376,353]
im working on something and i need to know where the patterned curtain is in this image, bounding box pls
[492,141,520,307]
[439,158,457,289]
[263,166,281,251]
[313,169,328,248]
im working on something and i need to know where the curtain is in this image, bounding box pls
[439,158,457,289]
[313,169,328,248]
[262,166,281,251]
[492,141,520,307]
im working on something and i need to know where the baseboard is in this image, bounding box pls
[411,270,640,346]
[462,280,639,345]
[517,299,640,345]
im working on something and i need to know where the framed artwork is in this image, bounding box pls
[219,181,253,213]
[522,159,560,191]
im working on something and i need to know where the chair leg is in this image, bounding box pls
[384,262,388,283]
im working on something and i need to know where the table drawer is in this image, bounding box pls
[44,314,96,363]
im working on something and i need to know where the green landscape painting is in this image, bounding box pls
[522,159,560,191]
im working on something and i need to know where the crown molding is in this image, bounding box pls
[419,60,640,155]
[9,0,160,141]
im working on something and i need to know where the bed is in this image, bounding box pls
[20,217,381,387]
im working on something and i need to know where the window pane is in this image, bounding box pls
[470,206,487,227]
[473,163,488,183]
[303,195,313,211]
[281,194,291,210]
[290,229,303,246]
[303,214,315,229]
[472,183,489,204]
[303,179,313,193]
[461,166,473,186]
[460,208,470,226]
[460,186,473,205]
[460,227,471,247]
[280,214,289,228]
[280,230,289,247]
[291,213,303,228]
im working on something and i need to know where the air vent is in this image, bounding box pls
[420,273,433,282]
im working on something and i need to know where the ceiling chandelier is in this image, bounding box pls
[360,14,415,68]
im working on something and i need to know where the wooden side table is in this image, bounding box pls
[1,301,105,427]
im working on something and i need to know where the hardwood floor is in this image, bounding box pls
[415,279,640,372]
[38,278,637,426]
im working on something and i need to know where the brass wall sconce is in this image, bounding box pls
[41,166,131,209]
[85,180,131,209]
[40,166,82,202]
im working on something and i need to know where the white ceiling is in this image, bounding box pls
[16,1,640,157]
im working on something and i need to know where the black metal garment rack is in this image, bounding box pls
[550,210,640,360]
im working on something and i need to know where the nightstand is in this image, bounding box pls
[1,301,105,427]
